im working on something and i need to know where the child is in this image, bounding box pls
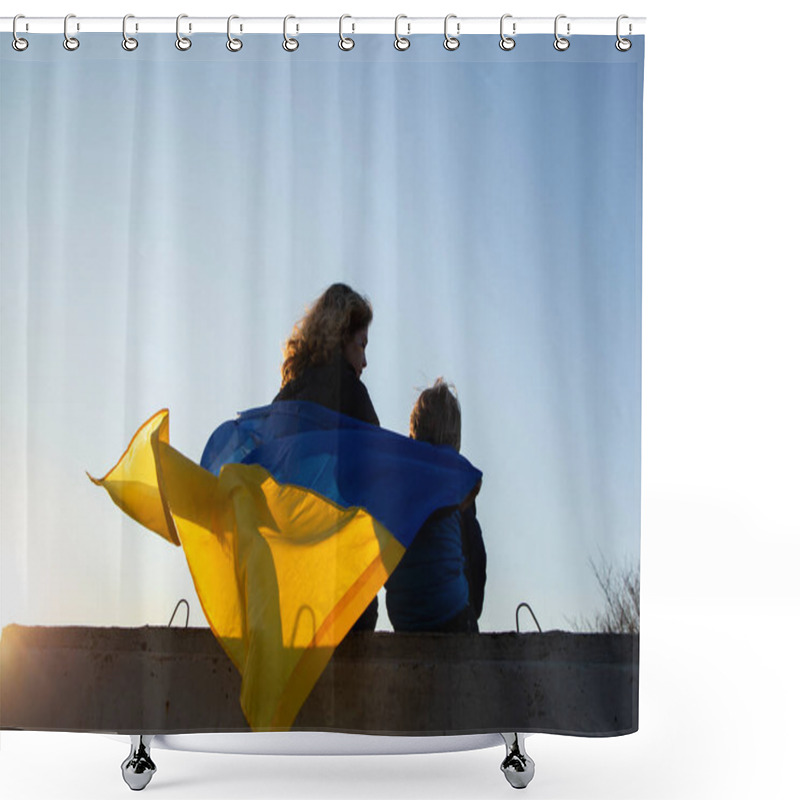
[385,379,486,633]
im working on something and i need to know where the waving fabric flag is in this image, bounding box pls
[90,401,481,730]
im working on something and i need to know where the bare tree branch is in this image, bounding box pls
[568,556,640,634]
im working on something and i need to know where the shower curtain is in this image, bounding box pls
[0,27,643,737]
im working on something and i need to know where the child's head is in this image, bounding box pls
[409,378,461,452]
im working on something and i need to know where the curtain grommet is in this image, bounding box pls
[283,15,299,52]
[338,15,355,51]
[499,14,516,51]
[226,15,243,52]
[63,13,80,51]
[12,15,29,51]
[121,15,138,51]
[175,14,192,51]
[443,14,460,51]
[394,15,410,51]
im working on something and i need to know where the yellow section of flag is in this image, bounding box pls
[90,409,404,730]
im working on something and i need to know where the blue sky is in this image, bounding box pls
[1,33,643,632]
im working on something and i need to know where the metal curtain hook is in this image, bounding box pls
[616,14,632,51]
[443,14,460,51]
[12,14,29,51]
[227,15,243,51]
[283,15,299,51]
[339,14,355,51]
[394,14,410,51]
[122,14,138,51]
[499,14,516,51]
[176,14,192,50]
[63,13,80,51]
[553,14,570,51]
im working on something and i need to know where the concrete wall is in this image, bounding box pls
[0,625,637,736]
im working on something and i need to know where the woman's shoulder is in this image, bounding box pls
[274,359,330,402]
[274,355,379,426]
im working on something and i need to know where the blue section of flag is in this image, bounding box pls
[200,401,481,549]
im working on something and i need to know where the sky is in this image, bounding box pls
[0,32,643,634]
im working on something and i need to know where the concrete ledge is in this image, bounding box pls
[0,625,638,736]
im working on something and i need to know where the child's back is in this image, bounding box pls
[385,507,472,631]
[385,379,481,633]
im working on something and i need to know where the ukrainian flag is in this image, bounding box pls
[90,401,481,731]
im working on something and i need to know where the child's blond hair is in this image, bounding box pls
[409,378,461,452]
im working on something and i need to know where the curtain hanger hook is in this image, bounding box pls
[283,15,299,52]
[554,14,570,51]
[122,14,138,51]
[444,13,460,51]
[339,14,355,51]
[227,15,243,52]
[12,14,29,51]
[394,14,410,51]
[175,13,192,51]
[616,15,632,51]
[500,14,516,51]
[63,13,80,51]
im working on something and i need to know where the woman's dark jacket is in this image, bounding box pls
[273,354,379,425]
[273,353,380,630]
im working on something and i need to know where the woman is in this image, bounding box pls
[274,283,380,630]
[274,283,379,427]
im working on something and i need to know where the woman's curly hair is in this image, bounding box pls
[281,283,373,387]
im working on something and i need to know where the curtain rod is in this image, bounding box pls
[1,16,646,36]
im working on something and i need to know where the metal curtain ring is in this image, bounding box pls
[283,15,299,51]
[176,14,192,51]
[394,15,410,51]
[339,14,355,51]
[227,15,243,51]
[553,14,570,51]
[616,15,632,51]
[63,13,80,51]
[122,14,138,51]
[443,14,460,51]
[499,14,515,51]
[12,15,28,51]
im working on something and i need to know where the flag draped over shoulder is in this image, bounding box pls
[90,401,482,731]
